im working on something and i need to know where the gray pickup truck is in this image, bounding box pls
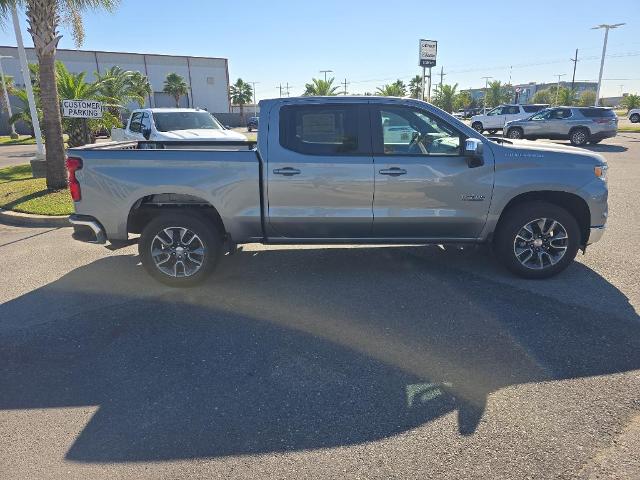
[67,97,608,286]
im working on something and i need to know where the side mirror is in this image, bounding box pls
[224,125,232,130]
[464,138,484,168]
[142,127,151,140]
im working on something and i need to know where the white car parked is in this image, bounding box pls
[470,104,549,134]
[121,108,247,142]
[628,109,640,123]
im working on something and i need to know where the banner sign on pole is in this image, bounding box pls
[62,99,103,118]
[419,39,437,68]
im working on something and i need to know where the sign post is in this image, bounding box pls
[419,39,437,102]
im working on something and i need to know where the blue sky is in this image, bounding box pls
[1,0,638,100]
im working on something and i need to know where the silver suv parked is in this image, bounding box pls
[504,107,618,146]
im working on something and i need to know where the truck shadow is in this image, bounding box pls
[1,245,639,462]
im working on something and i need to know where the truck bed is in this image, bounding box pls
[68,140,264,242]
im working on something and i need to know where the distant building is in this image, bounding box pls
[0,45,231,134]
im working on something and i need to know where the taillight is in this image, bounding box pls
[66,156,83,201]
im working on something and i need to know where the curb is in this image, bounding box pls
[0,208,70,228]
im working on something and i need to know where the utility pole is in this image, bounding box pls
[592,23,625,106]
[277,83,283,97]
[439,66,446,91]
[0,55,18,138]
[249,81,259,117]
[319,69,333,82]
[11,6,44,159]
[341,78,349,95]
[481,76,492,114]
[570,48,579,92]
[554,74,566,105]
[284,82,290,97]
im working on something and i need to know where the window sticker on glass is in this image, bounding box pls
[302,113,338,143]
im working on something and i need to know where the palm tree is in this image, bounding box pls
[127,71,152,107]
[409,75,423,99]
[163,72,189,107]
[303,77,340,96]
[8,88,41,137]
[432,83,458,113]
[229,78,253,120]
[56,63,118,146]
[95,66,145,122]
[621,93,640,112]
[485,80,511,107]
[0,0,119,189]
[376,80,407,97]
[453,90,473,111]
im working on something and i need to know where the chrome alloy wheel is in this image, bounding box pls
[151,227,206,277]
[571,130,587,145]
[513,218,568,270]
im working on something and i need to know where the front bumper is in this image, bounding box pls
[69,214,106,244]
[587,225,606,245]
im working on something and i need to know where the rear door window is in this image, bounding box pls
[523,105,547,113]
[504,106,520,114]
[580,108,616,118]
[279,104,368,155]
[129,112,143,133]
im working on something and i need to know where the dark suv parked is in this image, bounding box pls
[504,107,618,146]
[247,116,259,132]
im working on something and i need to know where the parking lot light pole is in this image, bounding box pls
[592,23,625,106]
[249,81,259,117]
[0,55,18,139]
[481,76,492,114]
[11,5,44,159]
[554,74,566,105]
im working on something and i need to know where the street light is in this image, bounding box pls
[248,81,259,117]
[554,74,566,105]
[0,55,18,139]
[319,70,333,82]
[481,76,492,114]
[592,23,625,106]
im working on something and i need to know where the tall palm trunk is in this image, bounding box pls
[26,0,67,190]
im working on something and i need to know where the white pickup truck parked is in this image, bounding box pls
[118,108,247,142]
[471,104,548,134]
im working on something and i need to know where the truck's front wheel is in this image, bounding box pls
[494,202,580,279]
[139,211,222,287]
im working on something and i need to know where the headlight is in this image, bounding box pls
[594,165,608,181]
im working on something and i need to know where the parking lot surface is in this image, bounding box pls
[0,134,639,479]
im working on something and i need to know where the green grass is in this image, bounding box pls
[619,125,640,133]
[0,135,37,145]
[0,164,73,216]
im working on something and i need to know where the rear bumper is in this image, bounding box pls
[68,214,106,244]
[587,225,606,245]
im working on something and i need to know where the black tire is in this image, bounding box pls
[630,113,640,123]
[139,210,223,287]
[569,127,589,146]
[494,202,580,279]
[247,127,252,132]
[471,122,483,133]
[488,129,498,135]
[506,127,524,139]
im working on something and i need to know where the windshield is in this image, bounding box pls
[153,111,222,132]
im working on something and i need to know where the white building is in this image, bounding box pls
[0,45,231,133]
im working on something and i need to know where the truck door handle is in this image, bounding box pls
[379,167,407,176]
[273,167,301,176]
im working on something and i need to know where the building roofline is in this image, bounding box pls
[0,45,228,62]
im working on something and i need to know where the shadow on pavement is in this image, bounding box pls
[1,245,639,462]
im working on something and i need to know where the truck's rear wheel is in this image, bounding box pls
[494,202,580,279]
[471,122,484,133]
[139,211,222,287]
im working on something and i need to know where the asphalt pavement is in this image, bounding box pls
[0,134,639,479]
